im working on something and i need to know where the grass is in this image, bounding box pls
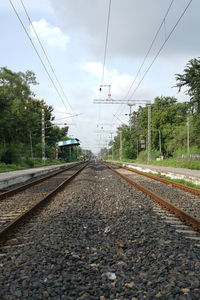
[110,161,200,190]
[0,159,65,173]
[163,176,200,190]
[144,158,200,170]
[138,169,200,190]
[109,157,200,170]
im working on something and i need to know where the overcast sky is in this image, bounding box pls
[0,0,199,153]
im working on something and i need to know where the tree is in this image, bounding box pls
[0,67,38,144]
[175,57,200,113]
[111,96,190,160]
[0,67,73,163]
[138,97,189,156]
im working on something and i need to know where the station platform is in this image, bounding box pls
[0,162,77,190]
[109,161,200,185]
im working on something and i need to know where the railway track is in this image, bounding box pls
[0,162,88,244]
[106,162,200,234]
[0,161,82,199]
[0,162,199,299]
[122,164,200,196]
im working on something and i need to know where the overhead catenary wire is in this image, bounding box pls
[20,0,72,110]
[100,0,112,85]
[112,0,176,123]
[113,114,125,125]
[124,0,175,100]
[54,114,83,122]
[129,0,193,99]
[9,0,72,113]
[97,0,112,153]
[115,0,193,120]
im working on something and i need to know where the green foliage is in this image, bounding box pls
[138,150,147,161]
[21,158,35,168]
[175,57,200,113]
[102,57,200,164]
[173,146,200,157]
[1,148,19,164]
[164,177,200,190]
[151,158,200,170]
[109,96,190,161]
[0,159,65,173]
[0,67,83,166]
[138,150,160,161]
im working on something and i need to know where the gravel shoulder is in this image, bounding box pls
[0,162,200,300]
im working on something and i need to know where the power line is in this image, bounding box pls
[54,113,82,122]
[98,0,112,149]
[100,0,112,85]
[9,0,71,113]
[112,0,193,129]
[20,0,72,110]
[129,0,193,99]
[113,0,175,120]
[125,0,175,100]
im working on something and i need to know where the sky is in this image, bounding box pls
[0,0,199,154]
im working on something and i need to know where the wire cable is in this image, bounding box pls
[97,0,112,152]
[113,0,175,121]
[115,0,192,121]
[9,0,71,113]
[100,0,112,85]
[124,0,175,100]
[19,0,72,110]
[129,0,193,99]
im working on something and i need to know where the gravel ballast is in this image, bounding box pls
[0,162,200,300]
[116,167,200,220]
[0,164,84,230]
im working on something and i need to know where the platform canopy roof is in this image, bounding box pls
[55,138,80,147]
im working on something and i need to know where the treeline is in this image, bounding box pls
[0,67,82,165]
[101,57,200,161]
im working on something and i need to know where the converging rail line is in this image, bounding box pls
[0,162,82,200]
[122,164,200,196]
[0,162,200,299]
[0,162,88,243]
[106,163,200,233]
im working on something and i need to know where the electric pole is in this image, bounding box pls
[94,97,151,162]
[147,104,151,163]
[119,129,122,160]
[42,109,45,161]
[187,116,190,156]
[158,130,162,154]
[29,131,33,159]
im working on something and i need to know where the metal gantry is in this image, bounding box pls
[93,98,151,105]
[93,97,152,162]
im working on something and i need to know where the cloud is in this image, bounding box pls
[82,61,136,97]
[48,0,200,59]
[82,62,104,78]
[29,19,70,50]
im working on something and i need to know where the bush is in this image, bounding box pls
[173,146,200,158]
[138,150,147,161]
[21,158,35,168]
[1,148,20,164]
[138,150,161,161]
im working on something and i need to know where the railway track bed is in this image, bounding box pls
[107,163,200,232]
[0,162,87,243]
[0,162,200,299]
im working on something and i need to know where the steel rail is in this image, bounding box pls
[0,162,88,243]
[0,162,85,201]
[111,162,200,196]
[106,164,200,233]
